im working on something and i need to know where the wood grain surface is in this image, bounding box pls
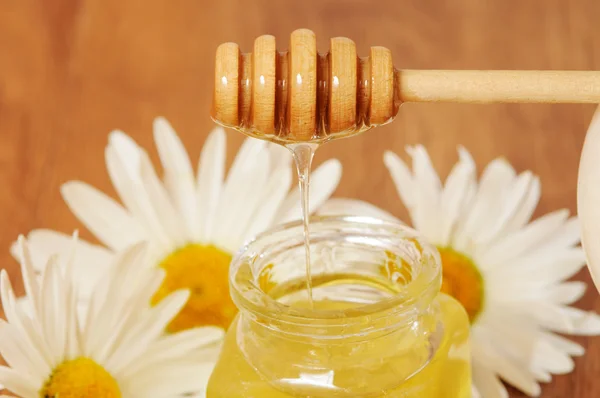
[1,1,599,396]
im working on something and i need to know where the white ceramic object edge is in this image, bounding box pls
[577,106,600,293]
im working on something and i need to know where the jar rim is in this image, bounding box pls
[229,215,442,328]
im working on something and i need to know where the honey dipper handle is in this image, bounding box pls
[397,70,600,103]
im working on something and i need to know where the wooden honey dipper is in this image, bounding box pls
[212,29,600,143]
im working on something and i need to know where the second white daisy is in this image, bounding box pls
[323,145,600,397]
[387,146,600,397]
[0,236,223,397]
[17,118,342,334]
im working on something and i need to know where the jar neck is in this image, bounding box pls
[229,216,442,341]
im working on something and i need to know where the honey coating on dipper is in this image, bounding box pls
[212,29,402,143]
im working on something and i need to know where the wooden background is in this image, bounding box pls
[1,0,600,396]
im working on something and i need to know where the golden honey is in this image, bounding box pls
[206,217,471,397]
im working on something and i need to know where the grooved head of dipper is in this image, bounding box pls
[212,29,400,143]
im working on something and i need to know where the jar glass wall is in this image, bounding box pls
[206,216,471,397]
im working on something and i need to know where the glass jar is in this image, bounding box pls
[207,216,471,397]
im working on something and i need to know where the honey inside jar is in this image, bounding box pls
[206,217,471,397]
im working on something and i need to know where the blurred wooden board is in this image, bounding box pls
[1,1,599,396]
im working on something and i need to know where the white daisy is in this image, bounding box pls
[15,118,342,334]
[0,235,223,397]
[323,145,600,397]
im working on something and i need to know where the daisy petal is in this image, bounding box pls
[440,146,476,246]
[14,237,41,319]
[561,307,600,335]
[406,145,443,243]
[1,277,54,373]
[521,248,586,284]
[545,281,587,305]
[476,171,535,245]
[540,332,585,357]
[139,151,188,247]
[153,117,198,239]
[105,142,171,252]
[17,230,112,300]
[124,360,215,397]
[471,358,509,398]
[490,279,587,306]
[0,366,38,397]
[196,126,226,242]
[527,302,600,335]
[212,137,266,247]
[91,269,164,363]
[107,131,143,179]
[453,158,515,252]
[107,290,191,373]
[221,152,270,250]
[12,297,55,369]
[532,337,574,375]
[503,176,541,234]
[0,320,48,383]
[543,217,581,249]
[488,248,586,296]
[39,258,67,366]
[472,340,541,396]
[242,168,293,242]
[1,272,21,328]
[478,209,570,270]
[121,327,223,380]
[61,181,144,250]
[474,309,538,363]
[531,368,552,383]
[104,132,148,216]
[383,150,415,210]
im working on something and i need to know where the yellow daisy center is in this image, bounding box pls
[41,357,120,398]
[437,247,484,323]
[152,244,237,332]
